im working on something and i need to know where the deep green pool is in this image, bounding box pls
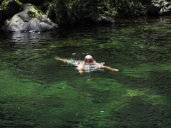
[0,17,171,128]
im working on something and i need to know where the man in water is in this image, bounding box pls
[55,55,119,73]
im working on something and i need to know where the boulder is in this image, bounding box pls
[3,4,58,32]
[159,1,171,15]
[19,0,53,12]
[96,14,115,25]
[19,0,52,6]
[148,0,171,15]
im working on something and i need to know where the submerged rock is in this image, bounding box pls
[3,4,58,32]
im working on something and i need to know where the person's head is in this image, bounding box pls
[84,55,94,64]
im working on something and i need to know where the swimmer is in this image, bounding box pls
[55,55,119,73]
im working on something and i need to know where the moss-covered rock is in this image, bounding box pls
[19,0,52,5]
[3,4,58,32]
[19,0,52,13]
[27,11,36,18]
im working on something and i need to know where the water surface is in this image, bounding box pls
[0,17,171,128]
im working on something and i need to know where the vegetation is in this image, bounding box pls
[1,0,170,26]
[27,11,36,18]
[46,0,149,25]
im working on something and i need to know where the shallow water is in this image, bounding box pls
[0,17,171,128]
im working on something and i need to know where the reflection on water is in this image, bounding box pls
[0,17,171,128]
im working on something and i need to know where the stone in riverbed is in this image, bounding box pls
[3,4,58,32]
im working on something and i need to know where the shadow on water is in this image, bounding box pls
[0,17,171,128]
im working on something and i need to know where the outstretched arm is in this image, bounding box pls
[101,65,119,71]
[93,62,119,72]
[55,57,84,73]
[54,57,71,63]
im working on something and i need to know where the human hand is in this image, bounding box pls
[79,69,84,74]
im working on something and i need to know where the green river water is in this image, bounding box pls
[0,17,171,128]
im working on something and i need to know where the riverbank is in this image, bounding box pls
[1,0,171,32]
